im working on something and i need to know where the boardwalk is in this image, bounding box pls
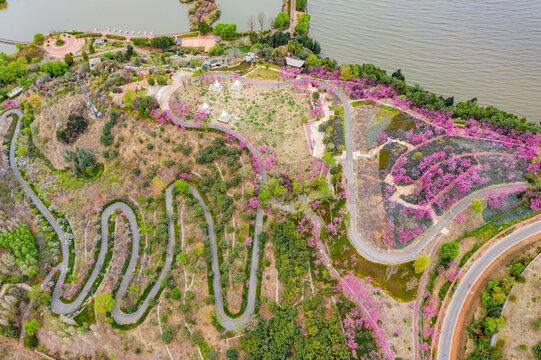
[0,38,29,45]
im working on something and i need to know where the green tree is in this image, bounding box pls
[208,44,224,56]
[123,89,136,108]
[273,12,290,28]
[23,319,40,336]
[162,327,174,344]
[414,255,430,274]
[94,294,114,319]
[306,54,319,67]
[16,42,23,51]
[471,198,483,213]
[212,24,237,39]
[40,61,68,77]
[481,316,505,336]
[296,0,307,11]
[198,21,212,35]
[28,285,51,306]
[191,330,204,345]
[226,348,238,360]
[439,241,460,264]
[174,179,189,195]
[340,65,353,81]
[89,43,95,54]
[295,14,311,34]
[33,33,45,44]
[125,44,134,60]
[64,53,74,66]
[82,50,88,61]
[150,36,174,49]
[171,288,181,300]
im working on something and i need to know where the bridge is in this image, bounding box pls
[0,38,30,45]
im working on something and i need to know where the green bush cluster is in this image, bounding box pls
[56,113,87,144]
[100,111,119,146]
[0,224,39,277]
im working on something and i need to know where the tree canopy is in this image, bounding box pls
[295,14,311,35]
[40,61,68,77]
[270,221,310,299]
[439,241,460,264]
[274,12,290,28]
[414,255,429,274]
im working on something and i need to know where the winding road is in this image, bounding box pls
[1,94,268,330]
[436,222,541,360]
[2,70,538,344]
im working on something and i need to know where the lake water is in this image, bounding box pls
[308,0,541,122]
[0,0,279,51]
[1,0,539,122]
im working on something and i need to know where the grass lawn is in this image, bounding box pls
[247,67,278,80]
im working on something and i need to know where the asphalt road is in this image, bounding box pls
[4,73,532,335]
[436,221,541,360]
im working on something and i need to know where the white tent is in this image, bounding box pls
[200,102,212,114]
[209,80,222,92]
[218,110,231,123]
[231,79,243,92]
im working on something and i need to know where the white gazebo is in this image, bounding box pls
[209,80,222,92]
[218,110,231,124]
[231,79,243,92]
[199,102,212,114]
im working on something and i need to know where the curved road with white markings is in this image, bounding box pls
[436,221,541,359]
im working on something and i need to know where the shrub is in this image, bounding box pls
[171,288,181,300]
[33,33,44,43]
[213,24,237,39]
[191,330,204,345]
[105,34,126,41]
[63,147,97,177]
[532,316,541,330]
[56,113,87,144]
[100,111,119,146]
[198,21,212,35]
[295,14,311,34]
[208,44,224,56]
[131,37,150,47]
[226,349,238,360]
[55,39,65,46]
[273,12,290,28]
[185,290,195,301]
[534,343,541,360]
[414,256,429,274]
[150,36,174,49]
[161,327,174,344]
[439,241,460,264]
[40,61,68,77]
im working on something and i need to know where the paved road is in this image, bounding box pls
[112,187,174,324]
[436,221,541,360]
[4,73,532,334]
[3,109,169,324]
[160,74,275,330]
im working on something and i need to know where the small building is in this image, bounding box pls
[285,57,305,68]
[7,86,23,99]
[218,110,231,124]
[200,102,212,114]
[209,80,222,92]
[176,38,182,47]
[94,38,107,46]
[89,58,102,71]
[231,79,243,92]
